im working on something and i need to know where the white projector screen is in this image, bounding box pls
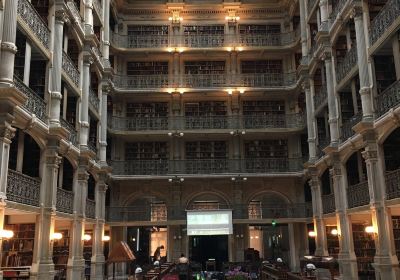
[187,210,233,236]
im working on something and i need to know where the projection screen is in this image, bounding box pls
[186,210,233,236]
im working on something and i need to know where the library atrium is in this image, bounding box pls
[0,0,400,279]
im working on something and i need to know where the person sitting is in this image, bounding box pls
[178,253,189,264]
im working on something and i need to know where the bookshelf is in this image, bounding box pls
[127,25,169,36]
[352,224,375,277]
[1,223,35,279]
[340,92,355,121]
[326,226,339,258]
[238,24,281,34]
[241,60,282,74]
[89,118,97,148]
[185,141,227,159]
[242,101,285,116]
[335,36,351,63]
[392,216,400,261]
[126,62,169,76]
[14,34,26,81]
[126,103,168,118]
[53,230,70,280]
[184,61,225,75]
[30,60,47,98]
[244,140,288,158]
[184,101,227,116]
[183,25,224,35]
[83,231,93,279]
[374,55,397,94]
[125,142,168,160]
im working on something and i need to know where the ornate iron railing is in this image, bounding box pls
[386,168,400,200]
[107,203,313,222]
[111,158,304,176]
[308,0,318,15]
[316,137,330,158]
[314,87,328,109]
[370,0,400,45]
[347,181,370,208]
[113,74,170,89]
[111,33,170,49]
[329,0,348,23]
[88,141,97,155]
[89,88,100,112]
[180,34,226,48]
[14,76,47,123]
[56,188,74,214]
[66,0,84,31]
[17,0,50,50]
[341,112,362,141]
[92,0,103,20]
[7,169,40,207]
[62,51,80,88]
[60,118,78,146]
[182,74,227,88]
[237,31,298,47]
[336,44,358,83]
[309,39,318,58]
[108,114,305,131]
[236,72,297,87]
[376,80,400,117]
[86,199,95,219]
[319,21,331,32]
[322,194,336,214]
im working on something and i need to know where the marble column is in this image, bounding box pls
[309,172,329,256]
[319,0,329,23]
[0,0,18,85]
[288,223,300,272]
[362,136,400,279]
[330,157,358,279]
[49,10,68,127]
[91,174,107,279]
[99,83,109,164]
[299,0,308,56]
[304,80,317,161]
[80,52,93,147]
[392,36,400,80]
[30,141,61,280]
[23,41,31,85]
[102,0,110,61]
[84,0,94,34]
[353,8,373,121]
[67,161,89,280]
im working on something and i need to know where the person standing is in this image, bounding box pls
[153,245,164,262]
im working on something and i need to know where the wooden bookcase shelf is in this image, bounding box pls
[244,140,288,158]
[185,141,227,159]
[352,224,375,277]
[238,24,281,34]
[242,101,285,115]
[128,25,169,36]
[392,216,400,261]
[126,103,168,118]
[14,35,26,81]
[184,61,225,75]
[184,101,227,116]
[83,231,92,279]
[125,142,168,160]
[126,62,169,76]
[53,230,70,280]
[183,25,224,35]
[326,226,339,259]
[240,60,282,74]
[374,55,397,94]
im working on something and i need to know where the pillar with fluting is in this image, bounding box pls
[30,141,61,280]
[299,0,308,56]
[102,0,110,61]
[84,0,94,34]
[288,223,300,272]
[0,0,18,86]
[309,172,329,256]
[67,161,89,280]
[353,8,373,121]
[99,83,109,164]
[49,10,68,127]
[80,51,93,148]
[392,36,400,80]
[91,174,107,279]
[330,157,358,279]
[304,80,317,161]
[362,136,400,279]
[319,0,329,23]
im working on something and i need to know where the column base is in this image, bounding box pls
[66,258,85,280]
[90,255,105,280]
[30,262,56,280]
[337,255,358,280]
[373,255,400,280]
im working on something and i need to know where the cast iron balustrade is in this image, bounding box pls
[386,168,400,200]
[111,158,304,176]
[376,80,400,117]
[66,0,83,31]
[86,199,95,219]
[62,51,80,88]
[237,30,298,47]
[309,39,318,58]
[7,169,40,207]
[308,0,318,15]
[236,73,297,88]
[92,46,102,64]
[108,116,169,131]
[336,44,358,83]
[113,74,170,89]
[341,112,362,141]
[319,21,331,32]
[111,33,169,49]
[14,76,47,123]
[370,0,400,46]
[92,0,103,20]
[60,118,78,146]
[322,194,335,214]
[243,113,305,129]
[106,203,313,222]
[17,0,50,50]
[56,188,74,214]
[89,87,100,113]
[347,181,370,208]
[151,204,167,221]
[88,141,97,155]
[183,116,232,130]
[180,34,226,48]
[329,0,348,23]
[182,74,227,88]
[314,87,328,110]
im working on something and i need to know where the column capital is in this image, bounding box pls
[0,123,16,144]
[350,6,363,20]
[361,149,378,161]
[55,9,70,24]
[1,42,17,54]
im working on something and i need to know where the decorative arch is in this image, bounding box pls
[185,191,231,209]
[122,190,167,207]
[247,190,291,205]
